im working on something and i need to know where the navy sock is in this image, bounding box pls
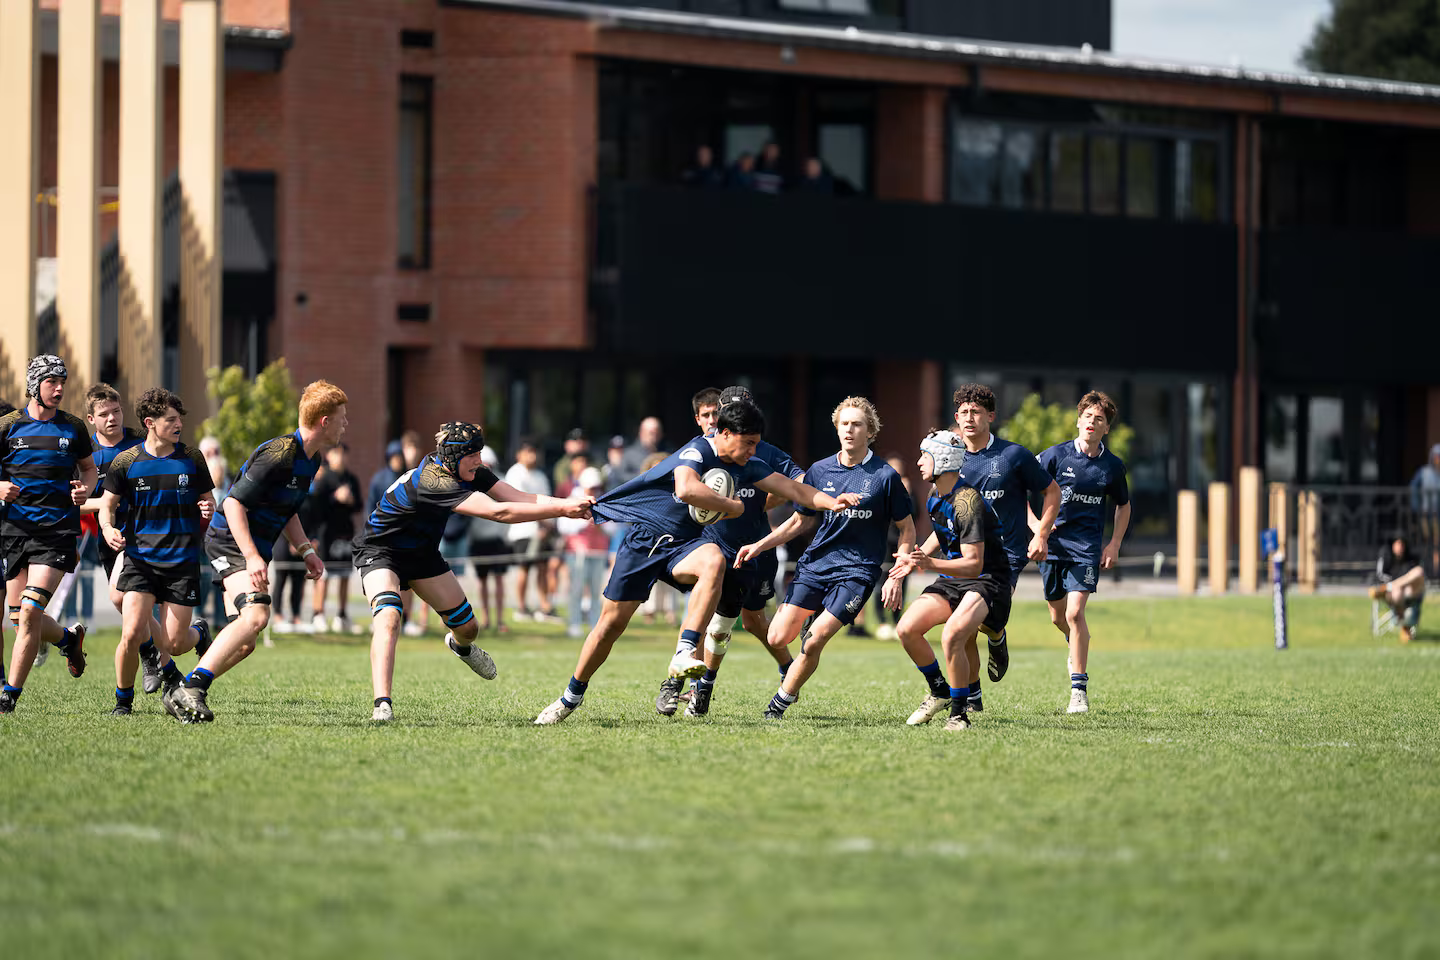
[767,688,797,715]
[374,697,391,708]
[675,629,701,657]
[778,660,792,677]
[562,676,588,707]
[60,626,74,647]
[115,686,135,703]
[702,668,718,683]
[161,661,182,682]
[918,659,948,695]
[184,667,216,691]
[969,680,983,701]
[949,686,970,716]
[3,683,21,700]
[1071,672,1088,691]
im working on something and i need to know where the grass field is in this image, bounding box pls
[1,595,1437,959]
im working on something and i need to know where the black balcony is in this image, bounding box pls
[595,184,1237,373]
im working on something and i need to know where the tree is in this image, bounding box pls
[997,393,1133,461]
[200,360,299,473]
[1302,0,1440,84]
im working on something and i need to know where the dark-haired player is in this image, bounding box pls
[535,400,856,725]
[931,383,1059,713]
[356,421,594,721]
[168,380,350,723]
[737,396,914,721]
[663,384,808,718]
[1034,391,1131,714]
[0,356,95,713]
[98,388,216,716]
[889,430,1011,730]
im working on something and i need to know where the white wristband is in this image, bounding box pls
[297,543,316,559]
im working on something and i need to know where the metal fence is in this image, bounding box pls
[1299,484,1437,580]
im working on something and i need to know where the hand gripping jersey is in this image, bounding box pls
[1035,439,1130,567]
[0,408,94,537]
[592,436,775,543]
[959,434,1053,567]
[103,443,215,570]
[927,484,1010,584]
[795,450,912,583]
[361,454,499,551]
[705,438,803,558]
[208,430,322,563]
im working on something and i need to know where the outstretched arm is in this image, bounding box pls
[455,491,593,524]
[734,511,819,565]
[755,472,861,512]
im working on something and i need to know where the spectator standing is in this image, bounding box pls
[559,467,612,638]
[368,440,405,518]
[603,435,627,490]
[309,443,363,633]
[727,152,756,191]
[753,141,784,194]
[618,417,664,486]
[468,446,510,632]
[682,145,726,189]
[506,438,561,623]
[1410,443,1440,577]
[795,157,835,195]
[553,428,590,492]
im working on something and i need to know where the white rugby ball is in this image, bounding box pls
[689,467,735,525]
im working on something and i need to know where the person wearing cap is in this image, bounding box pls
[1411,443,1440,578]
[553,428,591,492]
[352,422,594,722]
[367,440,407,521]
[0,355,97,713]
[558,467,612,638]
[602,435,627,490]
[1369,534,1425,643]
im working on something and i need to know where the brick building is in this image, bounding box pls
[35,0,1440,535]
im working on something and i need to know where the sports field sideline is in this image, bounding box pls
[1,594,1435,959]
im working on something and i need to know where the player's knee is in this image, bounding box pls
[369,591,403,625]
[6,605,19,628]
[233,592,272,632]
[438,600,476,639]
[19,585,52,616]
[705,612,736,656]
[1064,607,1085,628]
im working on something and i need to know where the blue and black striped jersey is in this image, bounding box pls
[103,442,214,571]
[0,408,94,537]
[360,453,498,551]
[927,485,1010,584]
[92,426,145,528]
[209,431,320,562]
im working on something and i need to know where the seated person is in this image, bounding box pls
[1369,535,1425,642]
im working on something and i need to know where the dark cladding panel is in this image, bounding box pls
[1259,230,1440,383]
[609,185,1235,373]
[907,0,1112,50]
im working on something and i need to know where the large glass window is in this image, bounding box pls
[998,128,1043,210]
[1125,138,1160,218]
[1089,135,1121,215]
[818,123,868,194]
[398,76,432,269]
[953,121,1001,206]
[1049,132,1085,213]
[1307,396,1345,484]
[1264,395,1298,484]
[1176,139,1220,223]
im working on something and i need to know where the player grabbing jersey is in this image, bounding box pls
[888,430,1011,731]
[736,397,915,721]
[98,389,216,716]
[356,421,593,722]
[534,400,858,725]
[1034,391,1131,714]
[0,355,96,713]
[168,380,349,724]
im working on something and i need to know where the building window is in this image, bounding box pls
[954,121,1001,205]
[1176,139,1220,223]
[1049,132,1085,213]
[1088,134,1121,215]
[398,76,432,269]
[1125,138,1160,218]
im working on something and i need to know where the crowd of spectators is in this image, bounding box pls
[681,142,853,196]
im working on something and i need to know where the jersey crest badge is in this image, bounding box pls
[58,437,69,450]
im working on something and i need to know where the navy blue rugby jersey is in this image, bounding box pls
[705,438,802,558]
[1035,439,1130,566]
[92,427,145,528]
[960,434,1053,565]
[361,453,499,551]
[0,408,94,537]
[592,435,775,543]
[928,484,1010,584]
[795,451,912,583]
[103,443,215,571]
[209,431,322,562]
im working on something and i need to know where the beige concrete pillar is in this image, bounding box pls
[1208,482,1231,595]
[179,0,223,416]
[57,0,102,401]
[1268,482,1290,564]
[1298,491,1321,594]
[1238,467,1262,594]
[0,0,40,404]
[1177,490,1198,596]
[118,0,165,404]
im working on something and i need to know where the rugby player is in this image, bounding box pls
[357,422,594,722]
[1033,391,1131,713]
[534,400,857,725]
[168,380,349,723]
[0,356,96,713]
[735,397,915,721]
[98,388,216,716]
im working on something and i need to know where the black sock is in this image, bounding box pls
[968,681,983,702]
[116,686,135,704]
[451,638,473,656]
[374,697,391,708]
[184,667,215,691]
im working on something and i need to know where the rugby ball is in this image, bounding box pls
[689,467,735,526]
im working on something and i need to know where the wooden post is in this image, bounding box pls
[118,0,164,402]
[57,0,102,399]
[0,0,39,403]
[1238,467,1261,594]
[179,0,223,413]
[1177,490,1198,595]
[1208,481,1231,595]
[1268,482,1290,568]
[1298,491,1321,594]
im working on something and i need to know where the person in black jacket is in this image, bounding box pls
[310,443,363,633]
[1369,534,1425,642]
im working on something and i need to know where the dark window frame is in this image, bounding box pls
[398,74,434,270]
